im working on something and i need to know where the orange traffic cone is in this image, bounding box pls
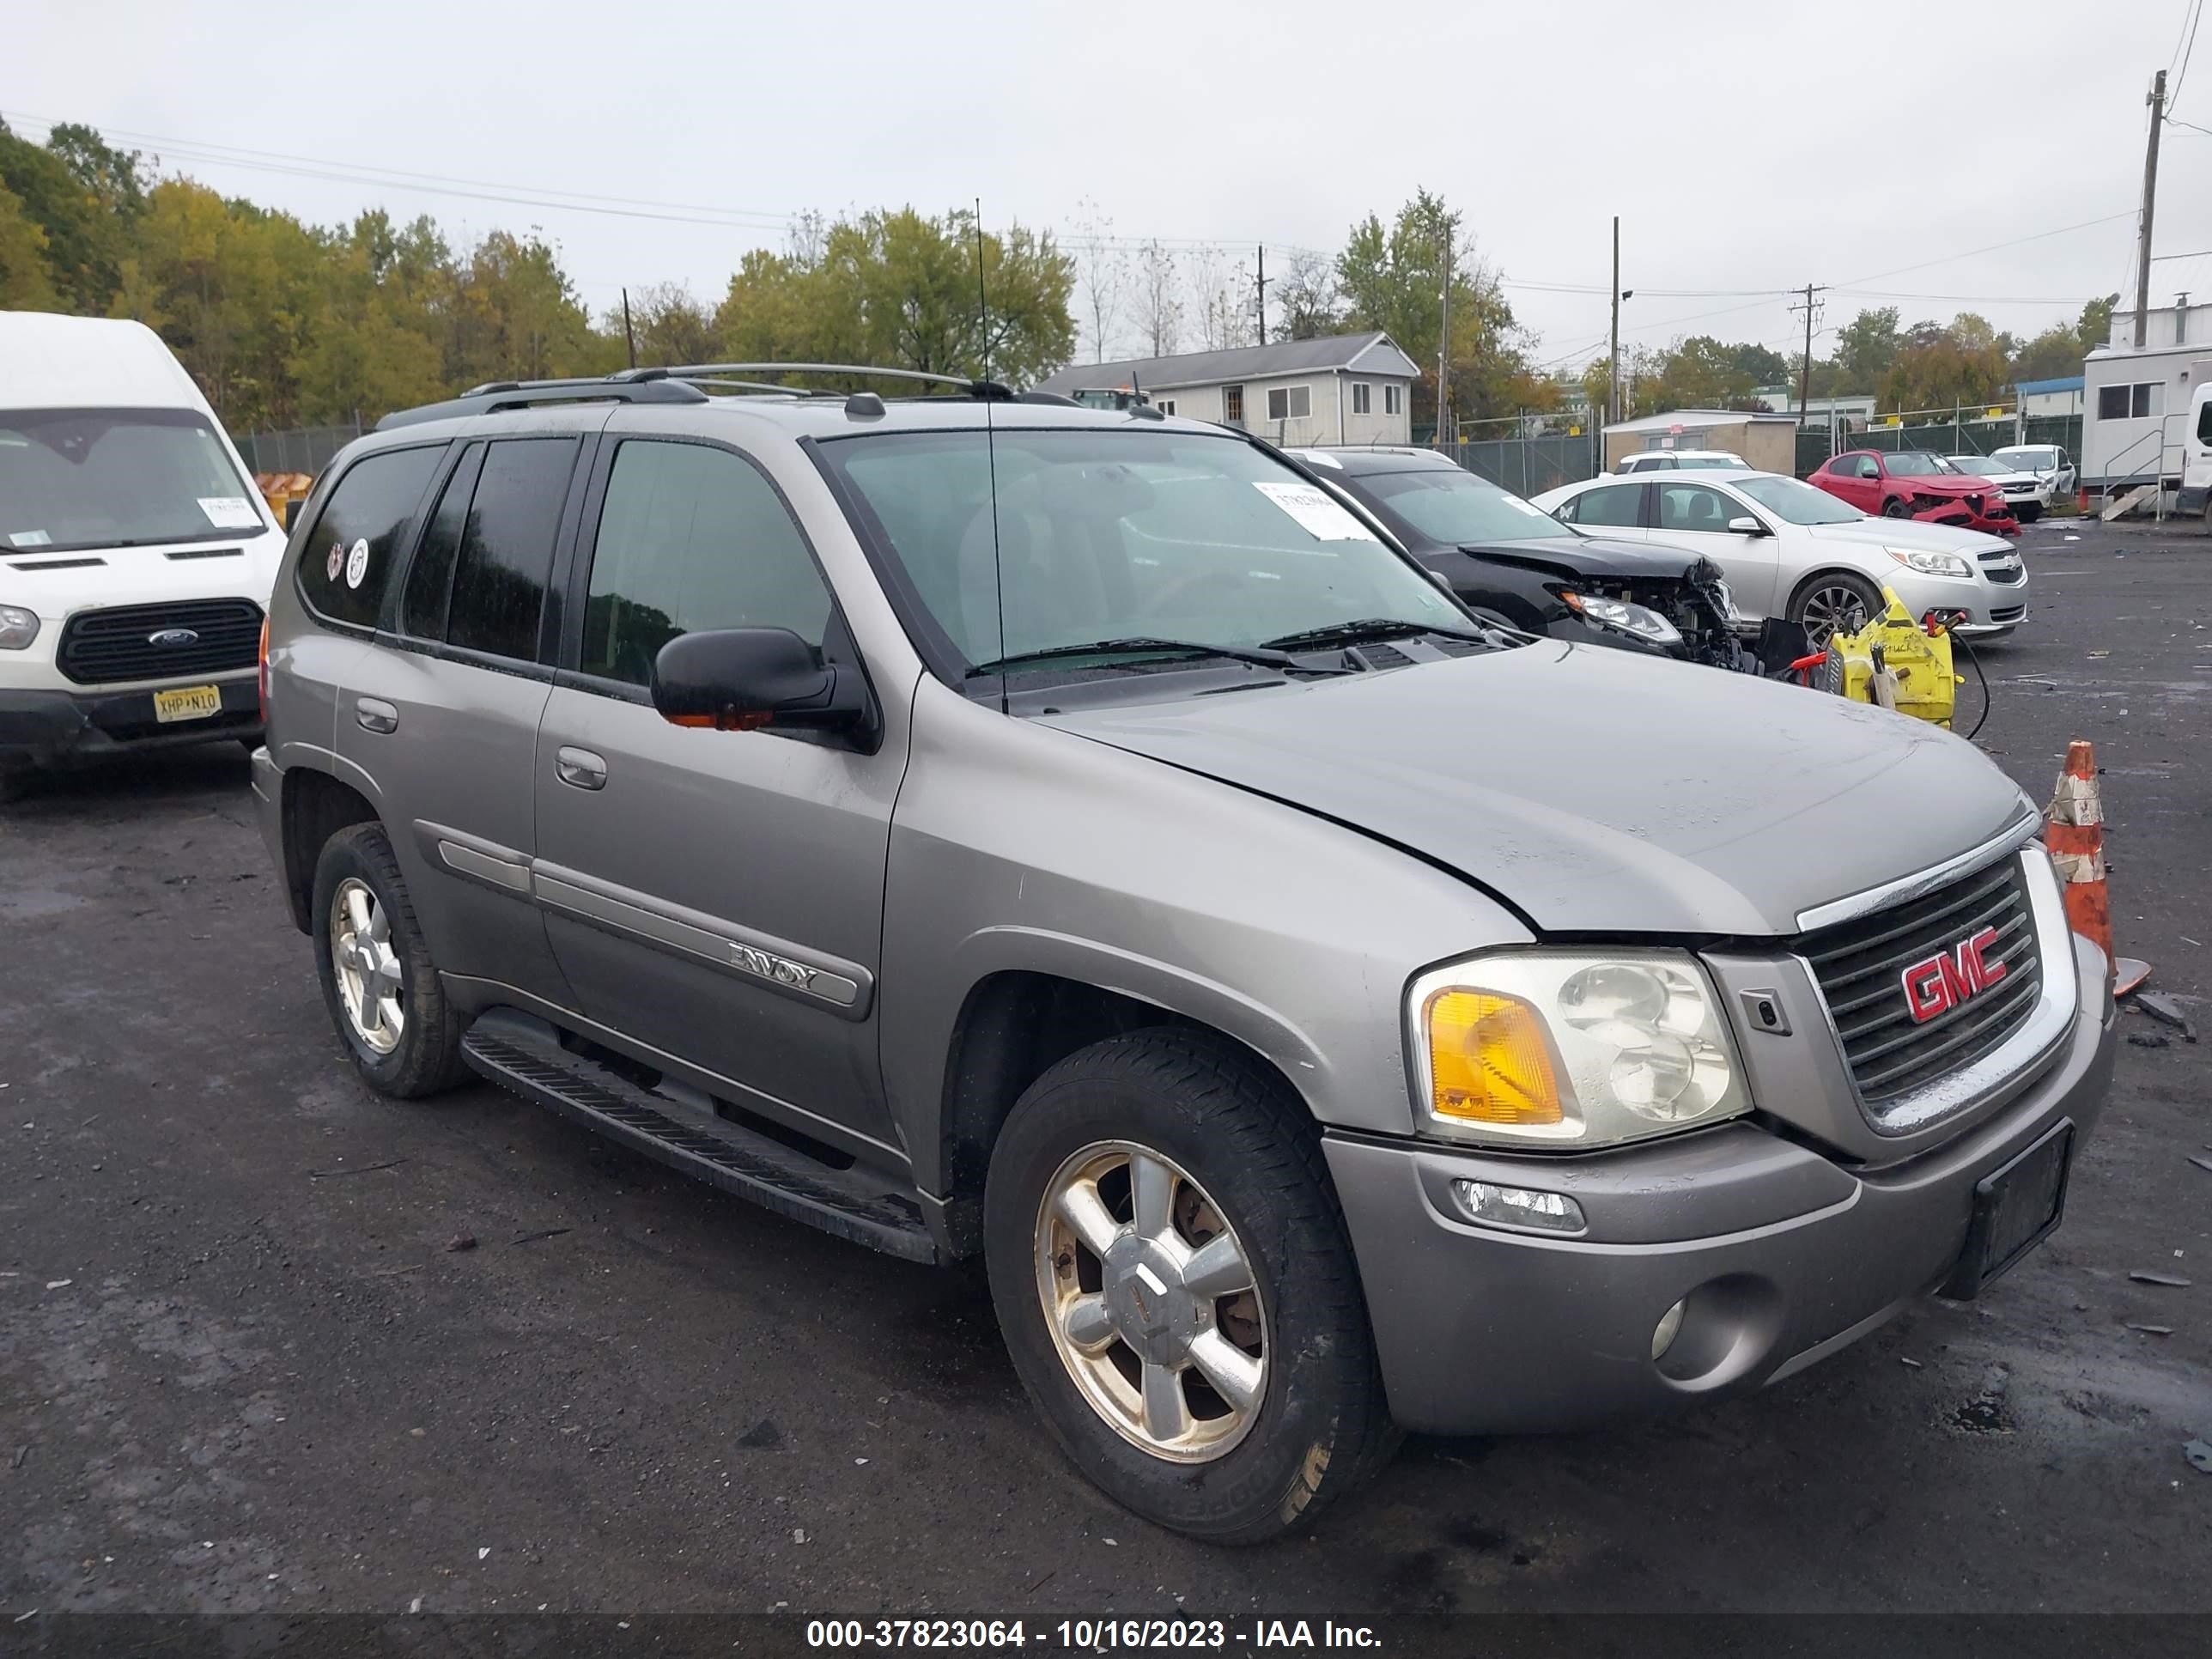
[2044,740,2149,994]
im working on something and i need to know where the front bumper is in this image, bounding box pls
[0,676,260,772]
[1325,932,2114,1436]
[1879,566,2027,636]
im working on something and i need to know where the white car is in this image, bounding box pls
[1989,443,2077,499]
[1529,469,2027,644]
[1612,449,1755,476]
[1,312,287,793]
[1946,454,2052,522]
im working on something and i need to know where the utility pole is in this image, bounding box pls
[1437,221,1452,447]
[1790,283,1826,420]
[1255,246,1268,345]
[2135,68,2166,349]
[1608,216,1620,428]
[621,288,636,368]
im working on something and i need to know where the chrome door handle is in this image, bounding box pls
[355,697,398,734]
[556,746,607,790]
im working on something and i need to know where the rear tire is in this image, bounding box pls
[310,822,471,1098]
[983,1029,1395,1543]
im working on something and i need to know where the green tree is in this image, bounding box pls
[1653,336,1765,409]
[1876,313,2009,412]
[714,207,1073,386]
[0,182,58,308]
[0,118,137,312]
[622,281,720,368]
[2010,322,2084,385]
[1335,189,1535,423]
[1830,307,1902,392]
[1721,340,1790,386]
[2077,293,2118,354]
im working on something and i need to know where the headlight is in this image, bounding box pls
[0,605,40,650]
[1885,548,1974,580]
[1559,592,1682,646]
[1407,951,1751,1148]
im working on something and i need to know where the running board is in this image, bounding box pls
[461,1009,937,1262]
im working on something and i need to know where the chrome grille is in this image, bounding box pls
[55,599,264,686]
[1800,855,2042,1107]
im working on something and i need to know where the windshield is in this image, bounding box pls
[1674,453,1751,470]
[1948,456,2006,476]
[1349,465,1577,544]
[1993,447,2056,474]
[0,407,267,553]
[820,428,1468,671]
[1734,474,1863,524]
[1883,453,1952,477]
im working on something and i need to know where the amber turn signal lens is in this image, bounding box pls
[1425,988,1564,1125]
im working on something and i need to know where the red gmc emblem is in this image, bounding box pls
[1900,927,2008,1023]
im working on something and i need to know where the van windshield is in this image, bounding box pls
[820,427,1468,672]
[0,408,269,553]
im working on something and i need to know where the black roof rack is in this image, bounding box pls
[376,377,708,430]
[613,362,1015,400]
[374,362,1018,433]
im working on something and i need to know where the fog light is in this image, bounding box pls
[1651,1297,1686,1360]
[1453,1179,1585,1234]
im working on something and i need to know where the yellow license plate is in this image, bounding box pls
[152,684,223,724]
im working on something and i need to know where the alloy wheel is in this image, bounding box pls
[330,878,404,1054]
[1033,1140,1268,1462]
[1799,584,1872,647]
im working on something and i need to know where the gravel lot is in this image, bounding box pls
[3,516,2209,1622]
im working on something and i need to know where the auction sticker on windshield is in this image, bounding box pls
[198,496,265,530]
[1251,481,1377,542]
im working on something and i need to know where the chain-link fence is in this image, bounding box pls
[1790,412,2083,478]
[234,422,363,477]
[1425,415,1601,498]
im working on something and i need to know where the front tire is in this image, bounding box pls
[1790,570,1884,649]
[310,822,470,1098]
[983,1030,1395,1543]
[2016,502,2043,523]
[1881,495,1911,518]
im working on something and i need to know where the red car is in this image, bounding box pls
[1808,450,2020,536]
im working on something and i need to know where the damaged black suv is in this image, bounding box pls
[1302,447,1785,672]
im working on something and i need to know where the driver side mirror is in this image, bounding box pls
[651,628,868,735]
[1726,515,1765,536]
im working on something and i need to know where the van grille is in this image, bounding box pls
[1799,855,2041,1107]
[56,599,264,686]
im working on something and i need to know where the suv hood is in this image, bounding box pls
[1042,644,2031,937]
[1802,518,2013,556]
[1457,534,1709,580]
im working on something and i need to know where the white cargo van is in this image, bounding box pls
[2182,380,2212,526]
[1,313,287,791]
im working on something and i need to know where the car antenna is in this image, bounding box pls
[975,199,1008,714]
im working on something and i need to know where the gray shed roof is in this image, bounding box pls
[1033,331,1419,396]
[1601,407,1799,435]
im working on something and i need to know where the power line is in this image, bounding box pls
[1,110,799,230]
[2170,0,2203,107]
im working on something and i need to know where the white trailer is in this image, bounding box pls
[2080,299,2212,507]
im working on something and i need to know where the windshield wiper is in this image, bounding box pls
[1260,617,1498,652]
[968,636,1349,678]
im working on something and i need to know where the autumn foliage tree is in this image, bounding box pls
[2,118,1079,433]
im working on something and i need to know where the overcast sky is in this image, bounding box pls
[11,0,2209,371]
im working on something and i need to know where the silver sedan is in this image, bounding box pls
[1530,470,2027,644]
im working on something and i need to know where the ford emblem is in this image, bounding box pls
[149,628,200,647]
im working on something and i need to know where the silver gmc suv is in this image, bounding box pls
[252,366,2116,1542]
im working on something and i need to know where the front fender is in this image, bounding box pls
[878,678,1532,1194]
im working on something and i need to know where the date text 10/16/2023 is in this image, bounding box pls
[805,1619,1383,1650]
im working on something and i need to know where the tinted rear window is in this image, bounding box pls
[436,438,577,661]
[297,446,444,629]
